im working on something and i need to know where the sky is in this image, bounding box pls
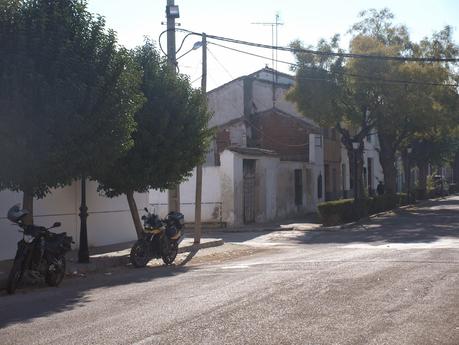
[87,0,459,90]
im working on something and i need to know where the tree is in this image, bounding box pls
[0,0,143,223]
[288,8,459,199]
[349,10,459,194]
[96,41,212,239]
[287,35,384,202]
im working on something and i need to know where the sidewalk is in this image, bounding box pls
[0,236,223,291]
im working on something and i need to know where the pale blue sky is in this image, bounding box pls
[87,0,459,90]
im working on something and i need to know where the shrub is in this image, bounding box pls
[449,183,458,194]
[318,199,357,226]
[319,192,417,226]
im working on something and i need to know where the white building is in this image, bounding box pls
[151,67,325,226]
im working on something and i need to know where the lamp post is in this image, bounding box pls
[78,175,89,263]
[352,141,361,219]
[352,141,360,201]
[407,146,412,202]
[166,0,181,213]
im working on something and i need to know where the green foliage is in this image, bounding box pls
[97,40,213,197]
[318,199,357,226]
[319,193,410,226]
[0,0,143,198]
[288,8,459,195]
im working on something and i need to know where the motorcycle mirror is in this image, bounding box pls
[52,222,61,228]
[144,207,149,213]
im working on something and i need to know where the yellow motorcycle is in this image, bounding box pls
[130,208,184,267]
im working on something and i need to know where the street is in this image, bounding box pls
[0,196,458,345]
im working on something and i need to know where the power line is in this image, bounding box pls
[208,41,459,88]
[178,28,459,63]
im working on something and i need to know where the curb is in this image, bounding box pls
[0,239,224,291]
[320,195,455,231]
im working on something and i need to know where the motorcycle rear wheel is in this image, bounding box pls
[162,241,178,265]
[45,256,66,287]
[6,259,23,295]
[130,240,150,268]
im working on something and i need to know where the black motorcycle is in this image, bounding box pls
[130,208,185,267]
[6,204,73,294]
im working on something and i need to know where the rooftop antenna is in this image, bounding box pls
[252,13,283,107]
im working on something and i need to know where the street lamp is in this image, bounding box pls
[352,141,360,201]
[352,141,361,219]
[176,41,202,60]
[166,4,180,18]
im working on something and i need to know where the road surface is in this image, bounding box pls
[0,196,458,345]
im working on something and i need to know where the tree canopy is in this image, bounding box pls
[0,0,143,219]
[288,8,459,196]
[96,41,212,238]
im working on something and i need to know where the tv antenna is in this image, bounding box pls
[252,13,284,73]
[252,13,284,107]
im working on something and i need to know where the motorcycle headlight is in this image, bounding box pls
[24,234,34,243]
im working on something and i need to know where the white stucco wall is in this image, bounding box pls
[149,166,223,224]
[208,79,244,127]
[0,181,148,261]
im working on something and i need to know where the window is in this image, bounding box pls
[317,173,323,199]
[294,169,303,206]
[315,135,322,147]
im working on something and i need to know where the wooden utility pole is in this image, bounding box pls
[194,33,207,244]
[166,0,181,213]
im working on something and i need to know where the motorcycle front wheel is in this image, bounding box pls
[45,256,66,287]
[130,240,150,268]
[162,241,178,265]
[6,258,24,294]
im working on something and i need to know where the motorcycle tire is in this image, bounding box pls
[6,258,24,295]
[45,256,66,287]
[162,241,178,265]
[130,240,150,268]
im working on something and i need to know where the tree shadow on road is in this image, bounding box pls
[0,258,195,329]
[296,197,459,246]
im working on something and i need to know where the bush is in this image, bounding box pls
[320,193,415,226]
[449,183,458,194]
[318,199,357,226]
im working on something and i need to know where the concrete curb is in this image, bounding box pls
[319,196,454,232]
[0,238,224,291]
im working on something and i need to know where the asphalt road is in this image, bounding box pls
[0,196,458,345]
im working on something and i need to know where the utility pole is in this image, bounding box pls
[194,33,207,244]
[166,0,181,213]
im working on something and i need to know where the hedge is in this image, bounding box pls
[319,193,411,226]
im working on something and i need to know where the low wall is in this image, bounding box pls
[0,181,148,261]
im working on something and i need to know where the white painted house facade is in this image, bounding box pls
[151,67,325,226]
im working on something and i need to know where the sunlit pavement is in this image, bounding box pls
[0,196,458,345]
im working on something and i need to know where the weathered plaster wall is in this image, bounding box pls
[0,181,148,260]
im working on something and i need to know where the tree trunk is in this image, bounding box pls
[453,151,459,184]
[378,133,397,195]
[22,189,34,225]
[126,190,144,240]
[345,145,365,199]
[401,150,409,193]
[417,161,428,199]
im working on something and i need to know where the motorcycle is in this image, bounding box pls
[6,204,73,294]
[130,208,185,267]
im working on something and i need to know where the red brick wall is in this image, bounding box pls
[251,111,310,162]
